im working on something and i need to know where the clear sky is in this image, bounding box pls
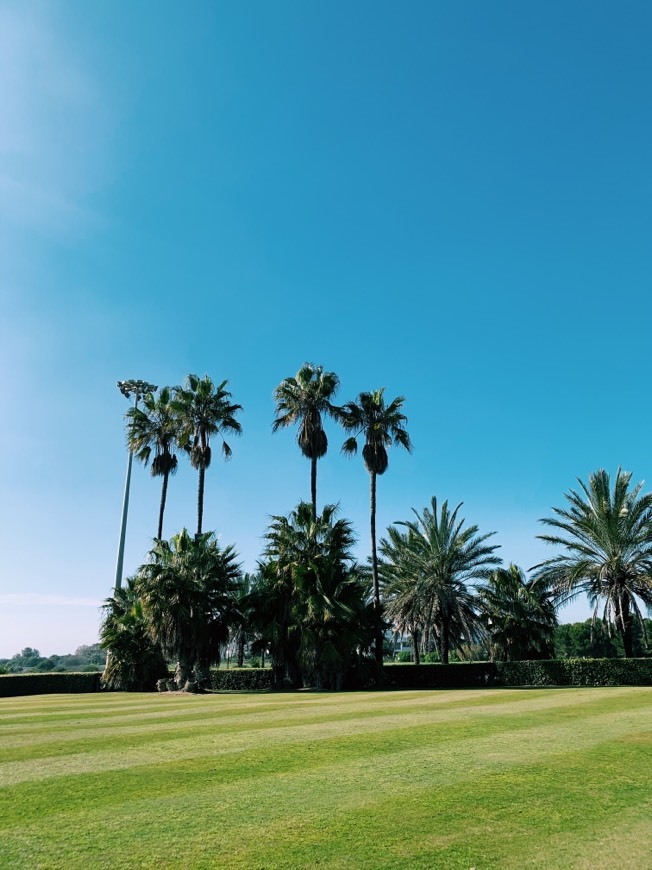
[1,1,650,658]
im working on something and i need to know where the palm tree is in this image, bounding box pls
[174,374,242,537]
[478,564,556,661]
[259,502,373,689]
[533,468,652,657]
[126,386,179,540]
[272,363,341,519]
[100,578,169,691]
[380,498,500,664]
[136,529,241,688]
[340,388,412,666]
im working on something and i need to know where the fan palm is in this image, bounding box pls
[126,386,179,540]
[174,374,242,536]
[340,388,412,665]
[533,468,652,657]
[136,529,241,688]
[478,564,556,661]
[260,502,372,688]
[380,498,500,664]
[272,363,341,518]
[100,578,169,691]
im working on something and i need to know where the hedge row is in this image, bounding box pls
[383,658,652,689]
[208,668,274,691]
[0,672,102,697]
[1,660,650,697]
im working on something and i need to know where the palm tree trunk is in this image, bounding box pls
[311,457,317,519]
[370,470,383,667]
[157,470,169,540]
[411,627,420,665]
[197,465,205,537]
[441,620,450,665]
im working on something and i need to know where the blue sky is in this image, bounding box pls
[1,1,651,657]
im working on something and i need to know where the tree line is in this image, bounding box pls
[101,364,652,692]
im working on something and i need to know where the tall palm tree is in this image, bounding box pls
[272,363,341,519]
[533,468,652,657]
[380,497,500,664]
[340,388,412,666]
[136,529,241,688]
[478,564,556,661]
[174,374,242,537]
[126,387,179,540]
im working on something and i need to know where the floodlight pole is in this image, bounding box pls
[114,379,157,592]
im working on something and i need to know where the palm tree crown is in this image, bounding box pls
[126,386,179,540]
[478,564,556,661]
[340,388,412,474]
[272,363,340,518]
[174,374,242,536]
[533,467,652,657]
[381,497,500,664]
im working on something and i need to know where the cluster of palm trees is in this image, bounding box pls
[102,365,652,692]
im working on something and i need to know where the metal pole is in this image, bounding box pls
[114,392,138,592]
[113,380,156,593]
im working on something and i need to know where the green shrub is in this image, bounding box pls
[383,659,652,689]
[0,672,102,697]
[396,651,412,663]
[495,658,652,687]
[384,662,496,689]
[209,668,273,691]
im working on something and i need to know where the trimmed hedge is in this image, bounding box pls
[208,668,274,691]
[384,663,496,689]
[0,672,102,698]
[496,658,652,687]
[383,659,652,689]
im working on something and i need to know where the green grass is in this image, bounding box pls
[0,688,650,869]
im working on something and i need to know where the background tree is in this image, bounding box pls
[534,468,652,657]
[100,578,169,691]
[478,564,556,661]
[380,498,500,664]
[340,389,412,666]
[174,374,242,537]
[136,529,241,689]
[272,363,341,519]
[126,386,179,540]
[256,502,373,689]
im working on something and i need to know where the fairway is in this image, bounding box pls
[0,689,650,869]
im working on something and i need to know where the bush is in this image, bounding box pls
[209,668,274,691]
[0,672,102,697]
[495,658,652,687]
[383,659,652,689]
[384,663,496,689]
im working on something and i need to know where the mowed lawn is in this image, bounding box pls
[0,688,650,869]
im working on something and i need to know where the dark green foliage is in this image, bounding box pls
[252,502,375,690]
[208,668,274,691]
[126,386,180,540]
[383,659,652,689]
[136,529,242,688]
[173,374,242,536]
[272,363,341,518]
[100,579,170,691]
[495,658,652,687]
[478,564,556,661]
[554,618,652,658]
[0,672,102,697]
[535,468,652,657]
[381,497,500,665]
[384,662,497,688]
